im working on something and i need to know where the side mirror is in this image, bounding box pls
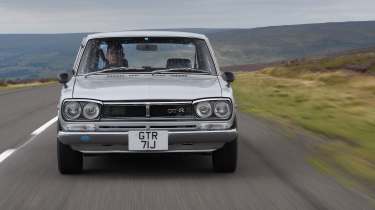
[57,72,69,88]
[223,72,235,85]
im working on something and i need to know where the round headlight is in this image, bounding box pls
[82,103,100,120]
[63,101,82,120]
[195,101,213,118]
[214,101,231,119]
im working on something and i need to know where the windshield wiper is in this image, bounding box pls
[151,68,208,75]
[83,67,145,78]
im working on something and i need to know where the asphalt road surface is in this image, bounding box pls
[0,85,373,210]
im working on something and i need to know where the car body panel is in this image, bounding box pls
[72,74,222,101]
[85,31,208,41]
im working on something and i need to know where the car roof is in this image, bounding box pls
[85,31,208,42]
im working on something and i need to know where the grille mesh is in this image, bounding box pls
[101,105,146,118]
[101,103,194,119]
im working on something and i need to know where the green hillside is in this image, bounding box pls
[0,33,87,80]
[210,21,375,65]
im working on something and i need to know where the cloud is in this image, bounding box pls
[0,0,374,33]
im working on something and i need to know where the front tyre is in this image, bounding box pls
[57,139,83,174]
[212,138,237,173]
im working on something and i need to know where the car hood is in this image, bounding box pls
[72,74,222,101]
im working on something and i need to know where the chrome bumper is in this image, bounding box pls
[57,129,237,146]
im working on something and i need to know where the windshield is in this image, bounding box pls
[77,37,217,75]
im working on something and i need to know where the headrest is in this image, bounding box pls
[166,58,192,69]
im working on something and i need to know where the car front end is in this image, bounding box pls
[58,97,237,154]
[56,31,238,174]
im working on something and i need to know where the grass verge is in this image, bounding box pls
[233,68,375,195]
[0,80,57,90]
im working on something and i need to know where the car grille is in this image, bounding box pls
[101,102,194,120]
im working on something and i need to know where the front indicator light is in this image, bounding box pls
[198,123,232,130]
[65,124,96,131]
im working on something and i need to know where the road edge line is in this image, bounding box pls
[0,116,57,164]
[31,116,58,136]
[0,149,16,163]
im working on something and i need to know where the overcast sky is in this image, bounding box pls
[0,0,374,33]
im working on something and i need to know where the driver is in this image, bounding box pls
[106,42,128,67]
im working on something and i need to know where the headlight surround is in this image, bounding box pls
[63,101,82,120]
[194,98,232,120]
[62,100,101,121]
[214,101,231,119]
[82,102,100,120]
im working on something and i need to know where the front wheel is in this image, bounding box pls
[57,139,83,174]
[212,138,237,173]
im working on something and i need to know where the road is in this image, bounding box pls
[0,85,373,210]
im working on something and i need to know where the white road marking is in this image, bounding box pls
[0,116,57,164]
[31,116,58,136]
[0,149,16,163]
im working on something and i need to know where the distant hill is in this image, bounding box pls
[1,21,375,80]
[0,33,88,80]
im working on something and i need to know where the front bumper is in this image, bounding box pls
[57,129,237,153]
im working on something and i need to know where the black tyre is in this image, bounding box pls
[57,139,83,174]
[212,138,237,173]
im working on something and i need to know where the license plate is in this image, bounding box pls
[128,131,168,151]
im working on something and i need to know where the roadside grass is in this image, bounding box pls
[233,68,375,193]
[284,51,375,74]
[0,79,57,90]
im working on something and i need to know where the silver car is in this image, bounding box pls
[57,31,238,174]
